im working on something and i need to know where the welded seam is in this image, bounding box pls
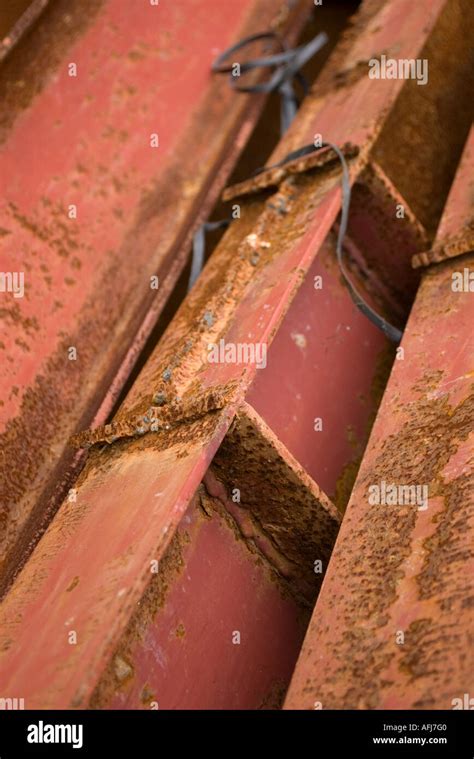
[222,141,359,201]
[71,381,238,449]
[202,471,317,607]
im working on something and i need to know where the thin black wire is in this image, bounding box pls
[188,31,328,292]
[188,219,231,290]
[211,31,328,136]
[190,141,403,343]
[322,142,403,344]
[250,140,403,342]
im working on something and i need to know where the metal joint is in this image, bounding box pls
[222,142,360,202]
[412,228,474,269]
[71,381,239,450]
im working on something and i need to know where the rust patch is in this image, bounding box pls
[65,576,79,593]
[222,142,360,202]
[71,380,239,450]
[412,228,474,269]
[140,683,156,707]
[209,402,340,606]
[113,655,134,685]
[257,678,288,710]
[373,0,474,236]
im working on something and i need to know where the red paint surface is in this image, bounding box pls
[0,0,256,425]
[247,236,388,499]
[109,497,304,710]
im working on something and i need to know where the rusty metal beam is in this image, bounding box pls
[412,127,474,269]
[88,402,339,709]
[0,0,461,710]
[0,0,309,592]
[94,487,309,710]
[284,129,474,711]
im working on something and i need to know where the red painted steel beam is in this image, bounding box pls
[103,492,308,710]
[0,0,454,709]
[0,0,308,590]
[246,233,391,506]
[284,129,474,710]
[91,402,339,709]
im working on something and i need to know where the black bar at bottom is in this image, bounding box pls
[0,709,472,757]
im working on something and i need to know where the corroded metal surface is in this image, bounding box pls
[72,380,238,449]
[210,402,340,606]
[348,161,429,319]
[0,0,49,62]
[0,407,237,709]
[93,488,309,710]
[0,0,450,709]
[0,0,307,591]
[0,165,348,710]
[222,142,359,202]
[91,399,340,710]
[285,253,474,705]
[413,128,474,268]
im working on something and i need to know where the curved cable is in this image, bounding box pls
[212,31,328,136]
[253,140,403,342]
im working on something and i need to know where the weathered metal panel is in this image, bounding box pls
[101,494,307,710]
[0,407,236,709]
[92,400,339,710]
